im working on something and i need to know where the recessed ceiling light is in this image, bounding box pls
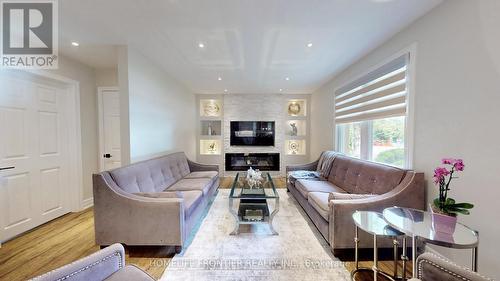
[224,89,228,93]
[285,77,290,81]
[307,42,313,48]
[279,88,283,92]
[71,41,79,47]
[198,42,205,48]
[218,77,222,81]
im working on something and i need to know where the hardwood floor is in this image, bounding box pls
[0,177,411,281]
[0,208,172,281]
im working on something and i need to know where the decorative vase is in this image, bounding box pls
[430,205,457,234]
[290,122,298,136]
[207,123,212,136]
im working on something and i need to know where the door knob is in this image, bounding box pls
[103,154,112,158]
[0,166,14,171]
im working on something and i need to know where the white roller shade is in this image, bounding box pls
[335,54,409,124]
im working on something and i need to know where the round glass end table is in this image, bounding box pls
[383,207,479,278]
[352,211,408,281]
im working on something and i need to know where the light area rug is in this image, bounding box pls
[160,189,351,281]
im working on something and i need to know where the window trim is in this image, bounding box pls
[333,43,417,169]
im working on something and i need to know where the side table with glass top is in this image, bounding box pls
[352,211,409,281]
[383,207,479,278]
[228,172,279,235]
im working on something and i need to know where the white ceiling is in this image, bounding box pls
[58,0,442,94]
[60,45,118,69]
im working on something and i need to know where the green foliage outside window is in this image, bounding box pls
[375,148,405,167]
[373,118,404,144]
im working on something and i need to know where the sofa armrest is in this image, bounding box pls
[30,244,126,281]
[93,173,185,246]
[286,160,319,174]
[187,159,219,172]
[328,172,425,249]
[415,252,492,281]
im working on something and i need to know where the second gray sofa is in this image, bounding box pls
[93,152,219,252]
[287,152,425,255]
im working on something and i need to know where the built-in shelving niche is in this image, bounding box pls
[200,120,222,136]
[285,120,306,137]
[286,99,307,117]
[199,99,223,118]
[200,139,222,155]
[285,139,306,155]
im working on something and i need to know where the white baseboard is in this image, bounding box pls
[80,197,94,210]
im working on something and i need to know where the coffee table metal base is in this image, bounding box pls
[229,196,279,235]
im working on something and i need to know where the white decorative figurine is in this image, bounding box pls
[246,167,263,189]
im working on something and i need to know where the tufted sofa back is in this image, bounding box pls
[108,152,190,193]
[328,154,406,195]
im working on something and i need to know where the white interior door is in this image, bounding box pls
[0,72,71,242]
[98,88,121,171]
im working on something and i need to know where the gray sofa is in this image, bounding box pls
[286,152,424,254]
[93,152,219,252]
[30,244,153,281]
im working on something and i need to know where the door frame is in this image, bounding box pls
[97,87,119,172]
[0,69,84,214]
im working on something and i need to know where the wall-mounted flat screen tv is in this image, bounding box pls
[230,121,275,146]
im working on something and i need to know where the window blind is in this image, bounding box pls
[334,54,409,124]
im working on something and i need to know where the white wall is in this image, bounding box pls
[119,47,196,163]
[117,47,131,165]
[310,86,335,161]
[311,0,500,277]
[49,55,98,203]
[95,68,118,87]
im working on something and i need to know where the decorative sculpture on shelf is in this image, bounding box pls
[208,141,216,153]
[289,141,299,155]
[288,102,301,116]
[290,122,298,136]
[203,100,220,117]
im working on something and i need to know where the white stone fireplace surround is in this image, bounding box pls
[223,94,286,177]
[196,93,310,177]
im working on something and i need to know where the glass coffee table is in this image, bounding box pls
[228,172,279,235]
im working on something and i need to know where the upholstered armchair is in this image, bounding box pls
[409,252,492,281]
[30,244,153,281]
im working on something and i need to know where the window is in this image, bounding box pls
[336,122,361,158]
[335,54,412,168]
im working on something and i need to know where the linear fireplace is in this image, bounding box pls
[225,153,280,171]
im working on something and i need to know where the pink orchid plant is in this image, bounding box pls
[433,158,473,216]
